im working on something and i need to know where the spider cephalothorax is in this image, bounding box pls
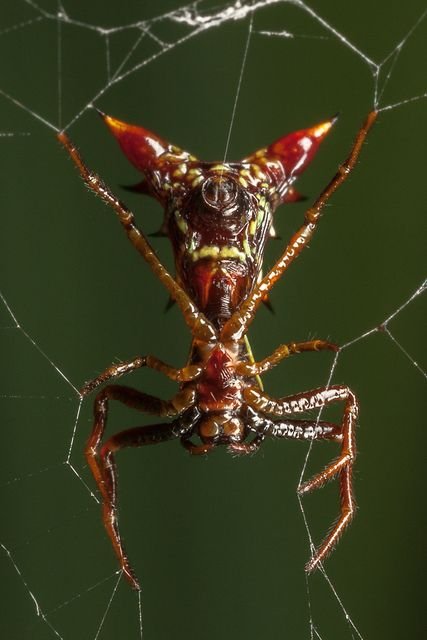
[102,113,335,326]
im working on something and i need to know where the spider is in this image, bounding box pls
[58,109,377,590]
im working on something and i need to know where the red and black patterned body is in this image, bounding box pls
[102,114,335,328]
[59,109,377,589]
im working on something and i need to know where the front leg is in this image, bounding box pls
[81,354,202,395]
[58,132,216,343]
[222,111,378,341]
[244,384,358,572]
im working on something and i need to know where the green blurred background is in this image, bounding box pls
[1,1,426,638]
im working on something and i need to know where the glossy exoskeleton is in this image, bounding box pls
[58,109,377,590]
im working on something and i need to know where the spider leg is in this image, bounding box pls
[97,421,182,590]
[222,111,378,341]
[228,434,265,455]
[81,354,202,395]
[87,384,194,496]
[180,438,216,455]
[244,385,358,572]
[236,339,337,377]
[85,384,195,589]
[57,132,216,343]
[248,413,342,442]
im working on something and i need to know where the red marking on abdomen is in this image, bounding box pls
[196,346,242,412]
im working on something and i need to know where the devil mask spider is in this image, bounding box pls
[58,109,377,590]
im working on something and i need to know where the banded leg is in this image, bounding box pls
[222,111,378,341]
[236,339,338,377]
[248,415,342,442]
[244,384,358,572]
[97,421,181,590]
[81,354,202,395]
[58,132,216,343]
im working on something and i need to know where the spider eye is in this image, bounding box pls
[202,176,238,212]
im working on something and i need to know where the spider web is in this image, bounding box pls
[1,1,426,638]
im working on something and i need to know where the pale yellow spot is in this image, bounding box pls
[243,238,251,257]
[192,176,204,187]
[174,211,188,234]
[210,164,229,172]
[311,120,333,138]
[251,164,267,180]
[219,246,245,261]
[200,245,220,259]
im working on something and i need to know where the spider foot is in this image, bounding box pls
[81,380,97,396]
[121,562,141,591]
[305,509,353,574]
[227,439,263,456]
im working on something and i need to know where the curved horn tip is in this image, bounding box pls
[310,115,338,139]
[94,106,107,119]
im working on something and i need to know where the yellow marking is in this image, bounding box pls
[311,120,333,138]
[244,336,264,391]
[251,164,267,180]
[238,176,248,188]
[243,238,251,257]
[200,245,220,259]
[254,148,266,158]
[219,246,245,261]
[190,245,246,262]
[211,164,229,172]
[192,176,205,187]
[249,220,257,235]
[174,210,188,233]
